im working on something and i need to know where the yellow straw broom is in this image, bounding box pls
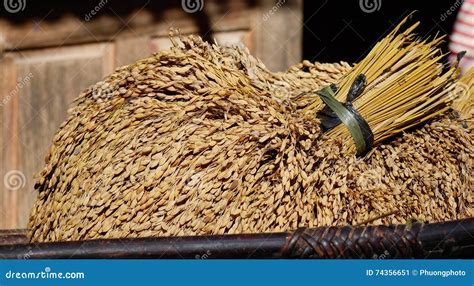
[302,16,467,155]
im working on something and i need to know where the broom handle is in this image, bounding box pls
[0,218,472,259]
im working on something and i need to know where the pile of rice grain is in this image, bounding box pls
[28,35,473,242]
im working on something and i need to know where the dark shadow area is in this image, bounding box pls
[0,0,460,63]
[0,0,176,21]
[303,0,460,63]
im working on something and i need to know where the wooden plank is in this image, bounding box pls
[0,55,19,229]
[1,43,114,229]
[115,36,153,68]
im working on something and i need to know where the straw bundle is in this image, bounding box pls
[302,18,462,154]
[28,22,473,242]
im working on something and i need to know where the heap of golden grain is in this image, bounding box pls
[29,21,473,242]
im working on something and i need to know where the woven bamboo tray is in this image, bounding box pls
[1,218,472,259]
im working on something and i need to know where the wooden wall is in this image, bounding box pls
[0,0,303,229]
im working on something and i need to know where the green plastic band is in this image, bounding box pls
[316,86,366,155]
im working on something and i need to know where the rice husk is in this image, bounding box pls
[28,34,473,242]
